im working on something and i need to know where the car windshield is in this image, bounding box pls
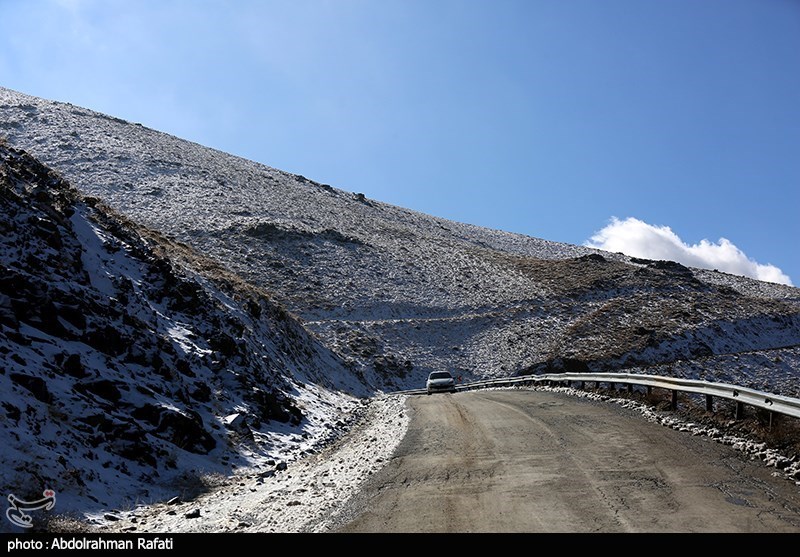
[429,372,452,380]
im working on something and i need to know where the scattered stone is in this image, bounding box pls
[223,413,249,431]
[185,509,201,519]
[9,373,52,403]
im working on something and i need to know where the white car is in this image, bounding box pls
[426,371,456,395]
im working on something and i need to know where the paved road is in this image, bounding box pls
[329,389,800,533]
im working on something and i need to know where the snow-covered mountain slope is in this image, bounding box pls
[2,86,800,527]
[1,86,799,398]
[0,140,369,525]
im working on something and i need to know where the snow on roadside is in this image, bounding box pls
[512,385,800,487]
[95,394,410,533]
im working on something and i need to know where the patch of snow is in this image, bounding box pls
[97,395,409,533]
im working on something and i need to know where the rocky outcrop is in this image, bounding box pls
[0,142,362,517]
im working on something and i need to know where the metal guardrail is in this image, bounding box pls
[394,372,800,420]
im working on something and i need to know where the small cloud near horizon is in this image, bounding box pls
[585,217,793,286]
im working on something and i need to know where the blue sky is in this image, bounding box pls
[1,0,798,285]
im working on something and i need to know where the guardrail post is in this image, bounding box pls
[647,386,652,396]
[627,383,633,394]
[705,394,713,412]
[671,390,678,410]
[580,381,585,390]
[735,401,744,420]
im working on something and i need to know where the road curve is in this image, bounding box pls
[327,389,800,533]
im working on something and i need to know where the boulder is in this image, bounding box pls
[10,373,52,403]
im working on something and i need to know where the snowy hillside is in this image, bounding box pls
[2,86,800,526]
[1,86,798,394]
[0,141,367,526]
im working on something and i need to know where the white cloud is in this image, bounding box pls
[585,217,793,286]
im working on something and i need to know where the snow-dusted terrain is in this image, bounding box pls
[1,86,799,531]
[96,394,409,533]
[0,141,368,530]
[97,386,800,534]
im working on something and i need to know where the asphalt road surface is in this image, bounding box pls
[328,389,800,533]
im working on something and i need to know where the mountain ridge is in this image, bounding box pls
[2,86,800,523]
[2,85,798,389]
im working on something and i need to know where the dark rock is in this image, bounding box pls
[243,222,285,240]
[175,358,195,377]
[2,401,21,421]
[77,414,115,433]
[134,404,216,453]
[29,301,69,336]
[250,388,303,425]
[0,293,18,328]
[124,345,151,366]
[185,509,201,519]
[82,325,127,356]
[223,413,249,433]
[134,384,156,397]
[104,424,159,468]
[132,404,162,427]
[209,332,238,357]
[775,458,792,471]
[53,301,86,330]
[190,383,211,403]
[560,358,591,373]
[245,299,261,318]
[74,379,122,403]
[10,373,52,403]
[62,353,90,378]
[373,354,411,377]
[650,259,693,275]
[209,359,225,372]
[155,409,216,454]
